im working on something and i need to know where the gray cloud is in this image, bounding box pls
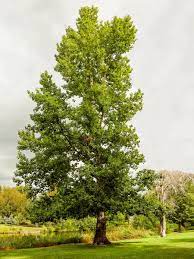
[0,0,194,185]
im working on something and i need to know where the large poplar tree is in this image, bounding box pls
[15,6,146,244]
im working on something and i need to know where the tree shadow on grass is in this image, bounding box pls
[1,241,194,259]
[37,245,194,259]
[167,238,194,243]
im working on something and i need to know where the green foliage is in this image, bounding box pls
[27,194,66,223]
[14,213,31,226]
[42,217,96,232]
[77,217,96,232]
[166,222,178,233]
[132,215,159,231]
[14,6,152,219]
[169,183,194,230]
[56,219,79,232]
[109,212,126,226]
[0,232,81,249]
[0,187,28,223]
[107,226,153,241]
[187,184,194,227]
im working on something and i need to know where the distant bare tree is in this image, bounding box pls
[155,170,193,237]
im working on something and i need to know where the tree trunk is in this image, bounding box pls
[160,214,166,237]
[93,211,111,245]
[178,222,182,232]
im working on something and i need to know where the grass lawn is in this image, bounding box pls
[0,231,194,258]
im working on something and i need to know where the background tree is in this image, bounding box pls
[0,187,28,220]
[151,170,193,237]
[170,182,194,232]
[14,6,149,244]
[27,193,65,223]
[187,183,194,227]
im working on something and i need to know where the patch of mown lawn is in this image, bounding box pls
[0,231,194,258]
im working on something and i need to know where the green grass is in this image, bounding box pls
[0,231,194,258]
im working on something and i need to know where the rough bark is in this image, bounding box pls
[178,222,184,232]
[93,211,111,245]
[160,214,166,237]
[178,222,182,232]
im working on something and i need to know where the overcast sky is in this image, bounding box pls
[0,0,194,186]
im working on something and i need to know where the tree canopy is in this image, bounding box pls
[0,187,28,219]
